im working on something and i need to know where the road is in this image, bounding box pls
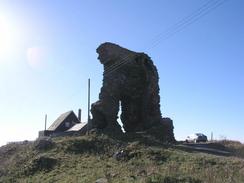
[175,142,232,156]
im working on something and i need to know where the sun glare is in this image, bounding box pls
[0,15,16,61]
[27,47,47,69]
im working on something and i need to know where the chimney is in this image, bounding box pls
[78,109,81,122]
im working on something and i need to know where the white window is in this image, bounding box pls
[65,122,70,128]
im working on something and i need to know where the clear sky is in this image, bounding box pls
[0,0,243,146]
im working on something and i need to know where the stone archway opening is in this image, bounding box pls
[117,101,125,133]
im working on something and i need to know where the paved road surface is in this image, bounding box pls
[175,143,232,156]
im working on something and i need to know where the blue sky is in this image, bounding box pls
[0,0,243,146]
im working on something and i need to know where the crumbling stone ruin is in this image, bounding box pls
[90,42,175,142]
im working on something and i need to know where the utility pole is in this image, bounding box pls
[88,78,91,123]
[78,109,82,122]
[44,114,47,131]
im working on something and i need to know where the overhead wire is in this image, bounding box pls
[147,0,228,50]
[59,0,229,109]
[103,0,228,77]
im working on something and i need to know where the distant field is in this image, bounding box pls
[1,134,244,183]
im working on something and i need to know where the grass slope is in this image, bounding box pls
[0,134,244,183]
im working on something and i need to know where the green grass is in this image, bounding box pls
[1,134,244,183]
[217,140,244,158]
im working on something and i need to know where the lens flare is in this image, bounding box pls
[27,47,46,69]
[0,15,16,61]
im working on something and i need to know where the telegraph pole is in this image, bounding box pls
[88,78,91,122]
[86,78,91,134]
[44,114,47,131]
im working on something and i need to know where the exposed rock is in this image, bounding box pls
[90,42,175,142]
[113,150,128,161]
[146,118,175,142]
[95,178,108,183]
[25,156,57,175]
[34,137,55,151]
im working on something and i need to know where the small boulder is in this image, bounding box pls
[95,178,108,183]
[113,150,128,161]
[34,137,55,151]
[24,156,57,175]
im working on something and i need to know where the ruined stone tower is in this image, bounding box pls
[90,42,175,142]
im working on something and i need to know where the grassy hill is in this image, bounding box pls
[0,133,244,183]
